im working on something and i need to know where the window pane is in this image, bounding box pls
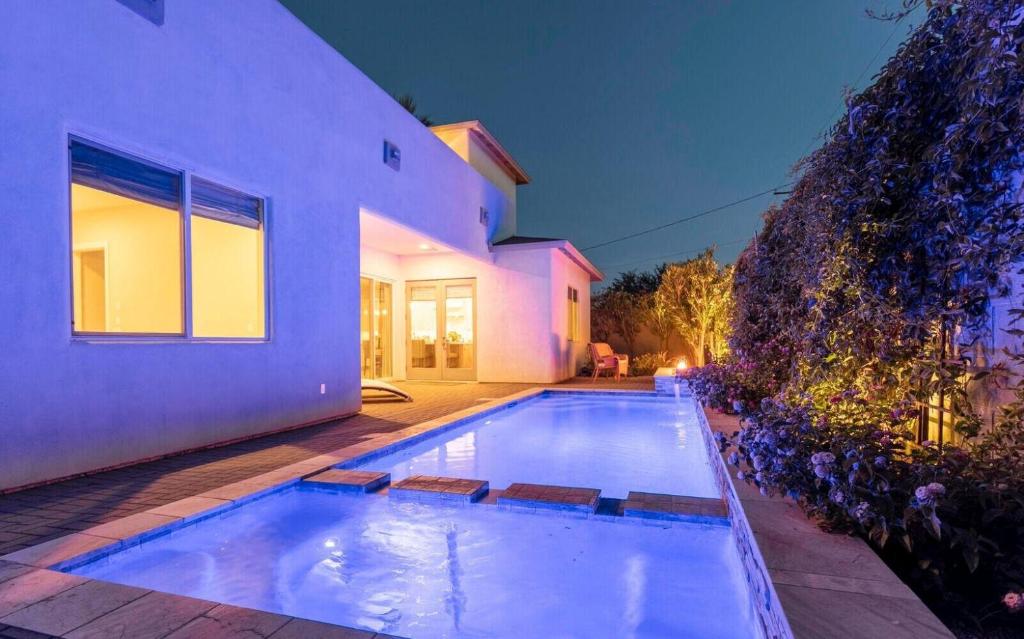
[374,281,392,377]
[409,286,437,369]
[71,183,183,334]
[190,214,265,338]
[360,277,372,378]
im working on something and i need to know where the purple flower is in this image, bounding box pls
[810,451,835,468]
[874,456,887,468]
[752,455,766,471]
[728,452,739,466]
[755,472,764,482]
[914,482,946,506]
[831,490,847,504]
[813,464,830,479]
[736,470,746,481]
[852,501,872,523]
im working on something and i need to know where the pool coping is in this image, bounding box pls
[0,387,769,638]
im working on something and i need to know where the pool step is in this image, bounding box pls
[303,469,391,492]
[389,475,489,503]
[497,483,601,514]
[622,491,728,524]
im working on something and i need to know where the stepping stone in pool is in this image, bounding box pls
[304,469,391,492]
[622,491,728,524]
[389,475,489,503]
[497,483,601,514]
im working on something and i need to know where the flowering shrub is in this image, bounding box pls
[708,391,1024,627]
[701,0,1024,630]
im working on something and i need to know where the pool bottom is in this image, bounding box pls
[69,485,756,638]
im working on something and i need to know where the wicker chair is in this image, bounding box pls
[588,342,628,381]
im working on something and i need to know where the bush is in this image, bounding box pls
[630,351,672,376]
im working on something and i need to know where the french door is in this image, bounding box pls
[359,276,393,379]
[406,278,476,381]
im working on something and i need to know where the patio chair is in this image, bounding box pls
[588,342,628,382]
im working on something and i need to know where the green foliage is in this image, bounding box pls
[658,249,733,366]
[630,351,673,376]
[697,0,1024,628]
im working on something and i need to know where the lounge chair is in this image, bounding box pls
[588,343,628,382]
[361,378,412,401]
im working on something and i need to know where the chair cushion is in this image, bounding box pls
[593,343,614,358]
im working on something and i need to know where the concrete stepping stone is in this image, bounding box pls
[389,475,488,503]
[303,469,390,492]
[497,483,601,513]
[623,491,728,524]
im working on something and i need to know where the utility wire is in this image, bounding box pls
[597,237,749,272]
[582,15,909,260]
[579,184,790,253]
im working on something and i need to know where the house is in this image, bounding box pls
[0,0,601,492]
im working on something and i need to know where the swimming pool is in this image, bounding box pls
[56,391,761,638]
[70,486,755,638]
[351,392,719,499]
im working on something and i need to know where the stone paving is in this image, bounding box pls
[304,469,391,492]
[497,482,601,513]
[622,490,728,521]
[388,476,489,503]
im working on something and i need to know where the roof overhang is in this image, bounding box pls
[430,120,530,185]
[491,239,604,282]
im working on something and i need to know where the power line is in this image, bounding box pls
[597,237,749,272]
[579,183,790,252]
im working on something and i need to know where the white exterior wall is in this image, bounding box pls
[360,244,594,384]
[0,0,508,490]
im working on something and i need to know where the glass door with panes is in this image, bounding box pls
[359,277,393,379]
[406,279,476,381]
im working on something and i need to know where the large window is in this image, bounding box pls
[69,139,266,339]
[567,286,580,341]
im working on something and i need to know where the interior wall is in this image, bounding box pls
[191,215,265,338]
[71,184,183,334]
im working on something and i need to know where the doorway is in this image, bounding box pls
[406,278,476,381]
[360,276,393,379]
[73,246,107,332]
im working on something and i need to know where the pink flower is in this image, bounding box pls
[1004,592,1024,613]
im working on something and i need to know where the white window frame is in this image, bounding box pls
[567,285,580,342]
[67,135,271,343]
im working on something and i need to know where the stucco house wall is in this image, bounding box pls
[0,0,510,490]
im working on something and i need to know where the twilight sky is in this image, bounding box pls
[280,0,920,283]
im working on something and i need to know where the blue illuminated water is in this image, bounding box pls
[353,393,719,499]
[71,487,755,638]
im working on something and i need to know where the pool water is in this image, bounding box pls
[71,487,755,638]
[353,393,719,499]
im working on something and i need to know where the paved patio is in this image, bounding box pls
[0,378,650,556]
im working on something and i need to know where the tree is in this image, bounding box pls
[643,289,676,352]
[591,289,645,356]
[606,268,663,296]
[394,93,434,127]
[658,249,732,367]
